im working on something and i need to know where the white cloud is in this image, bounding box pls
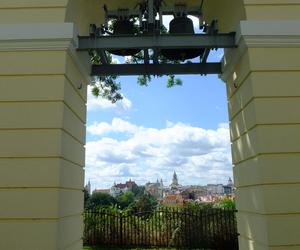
[112,56,121,64]
[86,119,232,189]
[87,86,132,112]
[87,118,141,136]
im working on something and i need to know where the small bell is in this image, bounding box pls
[161,16,204,61]
[108,20,141,56]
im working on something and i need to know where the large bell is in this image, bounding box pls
[108,20,141,56]
[161,16,205,61]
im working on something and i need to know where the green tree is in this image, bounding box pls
[87,192,116,209]
[131,194,158,213]
[84,189,90,209]
[90,21,183,102]
[116,191,135,209]
[215,198,236,209]
[131,185,145,197]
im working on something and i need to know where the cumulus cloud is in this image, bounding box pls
[87,118,140,136]
[87,86,132,112]
[112,56,121,64]
[85,119,232,189]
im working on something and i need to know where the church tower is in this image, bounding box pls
[227,177,233,187]
[85,180,91,195]
[171,171,179,187]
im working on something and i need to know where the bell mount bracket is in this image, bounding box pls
[78,1,237,77]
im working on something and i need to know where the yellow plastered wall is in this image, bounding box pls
[0,1,91,249]
[243,0,300,20]
[0,50,86,249]
[204,1,300,249]
[227,47,300,249]
[204,0,300,32]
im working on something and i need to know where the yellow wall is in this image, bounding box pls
[223,26,300,250]
[204,0,300,32]
[201,1,300,249]
[0,1,89,247]
[0,42,87,249]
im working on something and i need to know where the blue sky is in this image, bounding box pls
[85,17,233,190]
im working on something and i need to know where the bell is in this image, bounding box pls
[108,20,141,56]
[161,16,205,61]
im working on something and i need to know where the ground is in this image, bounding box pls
[83,247,207,250]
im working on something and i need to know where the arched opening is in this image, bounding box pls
[74,1,242,249]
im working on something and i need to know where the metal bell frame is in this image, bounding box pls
[77,0,237,76]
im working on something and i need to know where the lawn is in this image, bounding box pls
[83,247,206,250]
[83,247,177,250]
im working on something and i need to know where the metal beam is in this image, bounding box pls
[201,20,218,63]
[91,63,222,76]
[144,49,150,65]
[78,33,236,51]
[160,6,202,16]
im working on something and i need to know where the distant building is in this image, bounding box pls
[182,186,208,200]
[145,179,164,199]
[206,184,224,195]
[84,180,91,195]
[223,177,234,195]
[170,171,179,188]
[204,178,234,197]
[163,194,184,207]
[93,189,110,194]
[110,179,137,197]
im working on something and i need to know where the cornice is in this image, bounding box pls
[220,20,300,82]
[244,0,300,5]
[242,36,300,48]
[0,39,75,52]
[237,20,300,48]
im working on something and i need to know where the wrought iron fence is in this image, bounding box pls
[84,207,238,249]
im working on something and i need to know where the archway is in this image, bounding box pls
[0,1,299,249]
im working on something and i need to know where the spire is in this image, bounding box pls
[171,171,179,187]
[228,177,233,186]
[85,180,91,195]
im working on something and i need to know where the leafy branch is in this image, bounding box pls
[89,21,183,103]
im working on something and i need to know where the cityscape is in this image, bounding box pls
[85,171,234,207]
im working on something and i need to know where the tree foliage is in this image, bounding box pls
[131,185,145,197]
[89,51,123,103]
[214,198,236,209]
[129,193,158,214]
[116,191,135,209]
[87,192,116,209]
[84,189,91,209]
[89,20,183,102]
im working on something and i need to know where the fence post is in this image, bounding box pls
[120,210,123,245]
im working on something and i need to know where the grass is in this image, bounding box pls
[83,247,178,250]
[83,247,207,250]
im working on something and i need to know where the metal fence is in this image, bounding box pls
[84,207,238,249]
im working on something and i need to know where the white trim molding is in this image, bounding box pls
[237,20,300,47]
[0,23,91,84]
[221,20,300,82]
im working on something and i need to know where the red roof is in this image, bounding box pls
[115,180,137,189]
[93,189,110,193]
